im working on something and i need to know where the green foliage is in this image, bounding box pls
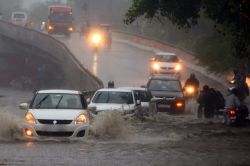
[194,33,248,72]
[125,0,250,64]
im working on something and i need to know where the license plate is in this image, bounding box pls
[158,104,170,108]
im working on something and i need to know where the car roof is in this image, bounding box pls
[97,88,132,92]
[12,12,27,15]
[37,89,81,94]
[119,87,146,91]
[155,52,176,56]
[99,24,111,27]
[149,75,180,81]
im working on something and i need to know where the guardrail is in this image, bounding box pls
[0,20,103,91]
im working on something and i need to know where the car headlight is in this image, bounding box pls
[91,33,102,44]
[68,27,73,32]
[75,114,88,125]
[186,86,195,94]
[48,25,54,30]
[25,113,36,124]
[152,63,160,71]
[175,64,181,71]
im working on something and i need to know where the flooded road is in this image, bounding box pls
[1,91,250,165]
[0,35,250,165]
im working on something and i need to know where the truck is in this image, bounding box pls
[47,6,74,37]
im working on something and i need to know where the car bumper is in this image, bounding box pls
[154,99,185,113]
[22,123,89,138]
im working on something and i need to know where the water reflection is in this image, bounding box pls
[93,53,98,76]
[26,141,34,148]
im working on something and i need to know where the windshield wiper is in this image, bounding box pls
[35,95,49,108]
[55,96,63,109]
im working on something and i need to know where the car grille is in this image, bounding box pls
[38,119,72,125]
[156,99,173,112]
[36,131,74,137]
[161,67,174,70]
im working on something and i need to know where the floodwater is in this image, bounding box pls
[0,90,250,166]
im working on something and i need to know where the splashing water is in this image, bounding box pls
[89,110,133,139]
[0,110,23,141]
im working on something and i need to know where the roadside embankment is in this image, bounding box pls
[0,20,103,91]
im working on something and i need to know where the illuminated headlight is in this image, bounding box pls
[230,80,235,84]
[91,33,102,44]
[186,86,195,94]
[68,27,73,32]
[75,114,88,125]
[48,25,54,30]
[175,64,181,71]
[25,113,36,124]
[152,63,160,71]
[24,129,33,137]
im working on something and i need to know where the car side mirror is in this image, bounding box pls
[86,98,91,104]
[19,103,29,110]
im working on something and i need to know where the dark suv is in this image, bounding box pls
[147,75,185,113]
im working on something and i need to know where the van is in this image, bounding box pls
[11,12,28,27]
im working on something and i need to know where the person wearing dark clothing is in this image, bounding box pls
[185,73,200,89]
[108,81,115,88]
[232,69,249,102]
[197,85,216,118]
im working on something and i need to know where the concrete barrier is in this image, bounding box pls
[0,20,103,91]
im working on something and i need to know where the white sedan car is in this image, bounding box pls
[150,52,182,76]
[20,90,90,138]
[88,88,140,114]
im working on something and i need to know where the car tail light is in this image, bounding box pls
[228,109,237,117]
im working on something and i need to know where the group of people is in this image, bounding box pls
[185,71,249,119]
[197,85,225,118]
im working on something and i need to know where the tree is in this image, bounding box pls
[125,0,250,62]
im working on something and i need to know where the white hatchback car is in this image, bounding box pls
[20,90,90,138]
[150,52,182,76]
[88,88,140,114]
[11,12,28,27]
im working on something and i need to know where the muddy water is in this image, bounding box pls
[0,89,250,166]
[0,110,23,141]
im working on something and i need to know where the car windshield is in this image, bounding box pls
[154,55,179,62]
[14,14,25,19]
[134,90,151,102]
[92,91,134,104]
[148,79,182,92]
[50,13,72,22]
[31,93,85,109]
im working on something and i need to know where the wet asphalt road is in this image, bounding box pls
[0,33,249,166]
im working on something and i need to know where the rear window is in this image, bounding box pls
[92,91,134,104]
[13,13,26,19]
[154,55,179,62]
